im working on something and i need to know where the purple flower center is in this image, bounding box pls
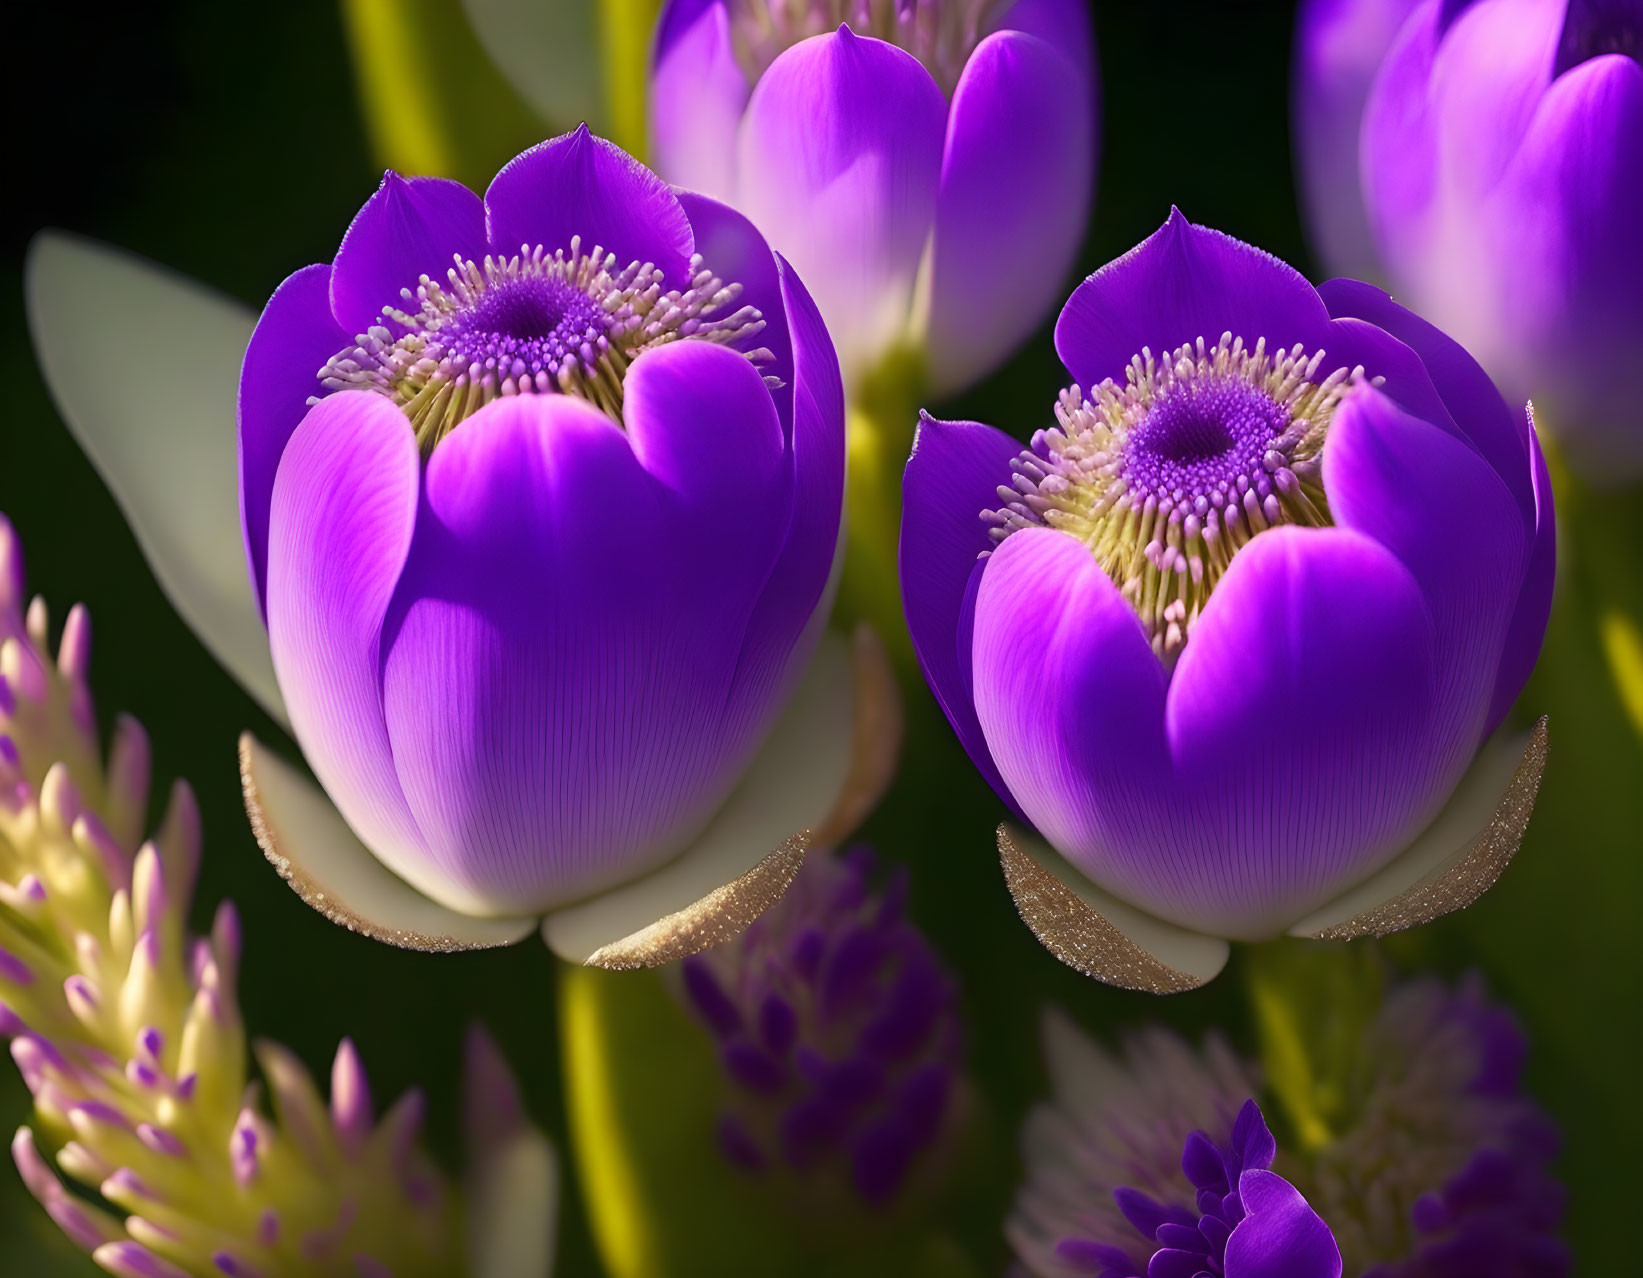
[316,239,771,453]
[729,0,1003,95]
[984,335,1366,662]
[1554,0,1642,77]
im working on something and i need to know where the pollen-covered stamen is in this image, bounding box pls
[985,333,1370,661]
[729,0,1005,95]
[317,238,773,453]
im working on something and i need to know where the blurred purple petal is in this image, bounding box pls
[651,0,749,203]
[1224,1170,1342,1278]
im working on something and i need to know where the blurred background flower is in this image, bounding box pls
[0,515,557,1277]
[1293,0,1643,480]
[902,212,1553,989]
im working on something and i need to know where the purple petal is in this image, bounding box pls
[237,263,348,614]
[721,254,846,734]
[379,391,788,912]
[263,391,438,899]
[329,173,488,339]
[1487,421,1554,733]
[968,527,1170,901]
[651,0,750,203]
[1055,210,1334,391]
[735,26,947,379]
[484,126,695,286]
[1147,1248,1211,1278]
[1115,1186,1195,1239]
[1224,1170,1342,1278]
[998,0,1098,65]
[1324,384,1525,767]
[1164,527,1442,938]
[1228,1099,1276,1175]
[899,415,1025,815]
[1292,0,1424,280]
[924,27,1095,394]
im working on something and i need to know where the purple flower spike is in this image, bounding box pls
[1295,0,1643,478]
[678,845,964,1208]
[650,0,1099,394]
[27,127,899,966]
[900,212,1554,991]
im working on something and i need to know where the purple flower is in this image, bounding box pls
[1296,0,1643,478]
[899,212,1554,989]
[1055,1100,1341,1278]
[26,129,899,963]
[649,0,1098,393]
[678,845,964,1207]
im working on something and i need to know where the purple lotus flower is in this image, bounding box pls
[649,0,1098,393]
[900,212,1554,990]
[1054,1100,1342,1278]
[678,844,963,1207]
[27,129,901,964]
[1295,0,1643,478]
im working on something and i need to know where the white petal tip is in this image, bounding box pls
[239,732,536,953]
[1288,716,1548,940]
[999,825,1230,994]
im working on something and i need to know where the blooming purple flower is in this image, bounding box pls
[1295,0,1643,478]
[900,212,1554,989]
[1054,1100,1341,1278]
[27,129,900,963]
[648,0,1098,393]
[678,845,963,1206]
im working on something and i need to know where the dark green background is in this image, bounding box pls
[2,2,1629,1273]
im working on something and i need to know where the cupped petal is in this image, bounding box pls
[674,191,794,426]
[541,627,860,966]
[1488,416,1554,733]
[969,526,1170,873]
[1163,527,1442,938]
[263,390,450,904]
[24,232,287,724]
[1318,276,1531,521]
[464,1026,559,1278]
[381,392,787,914]
[1292,0,1424,281]
[1054,211,1334,390]
[1225,1170,1342,1278]
[924,27,1096,395]
[997,825,1230,993]
[722,254,847,729]
[460,0,603,132]
[484,126,695,285]
[239,734,536,950]
[329,173,489,339]
[899,414,1023,811]
[651,0,751,203]
[239,263,352,616]
[1324,382,1525,759]
[1288,716,1547,938]
[735,26,948,382]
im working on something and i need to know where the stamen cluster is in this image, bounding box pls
[318,239,771,453]
[985,334,1364,660]
[728,0,1004,94]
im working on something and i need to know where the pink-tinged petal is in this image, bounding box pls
[380,392,789,914]
[925,28,1096,395]
[723,254,847,730]
[675,190,794,429]
[735,26,947,382]
[899,415,1024,812]
[1225,1170,1342,1278]
[970,527,1170,887]
[1324,383,1525,758]
[1318,276,1532,524]
[263,391,445,904]
[329,174,489,339]
[484,126,696,285]
[1164,527,1441,938]
[651,0,750,203]
[1488,417,1554,733]
[239,263,350,614]
[1292,0,1424,281]
[1055,211,1334,390]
